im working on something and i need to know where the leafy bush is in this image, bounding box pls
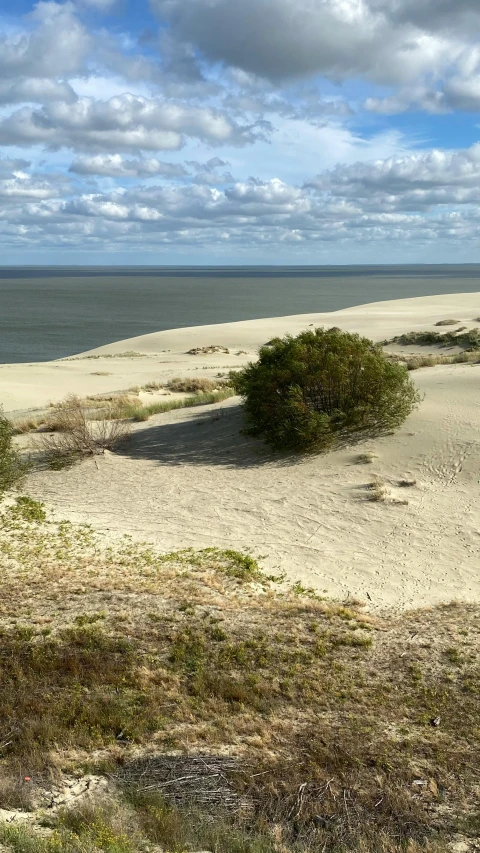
[231,328,420,452]
[0,408,27,493]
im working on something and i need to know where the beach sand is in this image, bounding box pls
[5,292,480,612]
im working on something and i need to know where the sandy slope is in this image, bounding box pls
[3,291,480,414]
[14,290,480,612]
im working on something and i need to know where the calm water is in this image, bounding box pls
[2,265,480,363]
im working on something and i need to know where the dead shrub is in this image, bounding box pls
[367,476,387,501]
[38,394,130,468]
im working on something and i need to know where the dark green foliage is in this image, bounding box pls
[0,409,27,493]
[231,328,420,452]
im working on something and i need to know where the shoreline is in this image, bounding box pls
[3,291,480,414]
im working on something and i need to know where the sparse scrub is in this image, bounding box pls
[434,319,460,326]
[398,477,416,487]
[167,376,226,393]
[356,451,376,464]
[108,387,236,422]
[38,395,131,468]
[0,509,479,851]
[66,351,144,361]
[12,416,45,434]
[232,328,420,452]
[0,408,28,492]
[386,349,480,371]
[367,476,387,501]
[384,327,480,350]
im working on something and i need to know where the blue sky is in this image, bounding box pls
[1,0,480,264]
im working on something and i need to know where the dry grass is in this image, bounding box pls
[166,376,228,393]
[101,386,236,422]
[0,504,479,851]
[384,327,480,350]
[12,417,46,435]
[399,477,417,487]
[367,476,388,501]
[386,350,480,371]
[37,395,131,467]
[355,451,376,464]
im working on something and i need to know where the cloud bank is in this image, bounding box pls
[1,0,480,261]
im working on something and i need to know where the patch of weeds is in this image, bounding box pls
[443,647,463,665]
[291,581,324,600]
[11,497,47,523]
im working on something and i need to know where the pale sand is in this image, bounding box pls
[3,291,480,414]
[6,292,480,611]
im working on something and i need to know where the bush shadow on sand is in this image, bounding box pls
[116,402,392,470]
[115,404,298,469]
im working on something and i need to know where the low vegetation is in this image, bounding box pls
[0,408,27,493]
[232,328,420,452]
[98,386,235,422]
[37,394,131,468]
[166,376,227,393]
[386,349,480,371]
[434,319,460,326]
[0,502,478,852]
[384,327,480,350]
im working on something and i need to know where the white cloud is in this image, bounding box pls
[0,2,90,79]
[0,94,264,151]
[70,153,188,177]
[0,77,77,106]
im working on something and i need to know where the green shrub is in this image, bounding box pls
[0,409,27,493]
[231,328,420,452]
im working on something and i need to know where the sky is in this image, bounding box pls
[1,0,480,264]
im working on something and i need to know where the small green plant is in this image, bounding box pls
[231,328,420,452]
[11,496,47,523]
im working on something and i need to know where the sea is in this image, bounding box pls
[2,264,480,364]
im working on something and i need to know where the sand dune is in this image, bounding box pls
[13,292,480,612]
[3,291,480,414]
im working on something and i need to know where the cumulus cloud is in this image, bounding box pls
[69,154,188,177]
[151,0,475,86]
[1,0,480,258]
[0,168,69,204]
[5,142,480,255]
[307,143,480,210]
[0,78,77,106]
[186,157,235,185]
[0,94,265,152]
[0,2,90,79]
